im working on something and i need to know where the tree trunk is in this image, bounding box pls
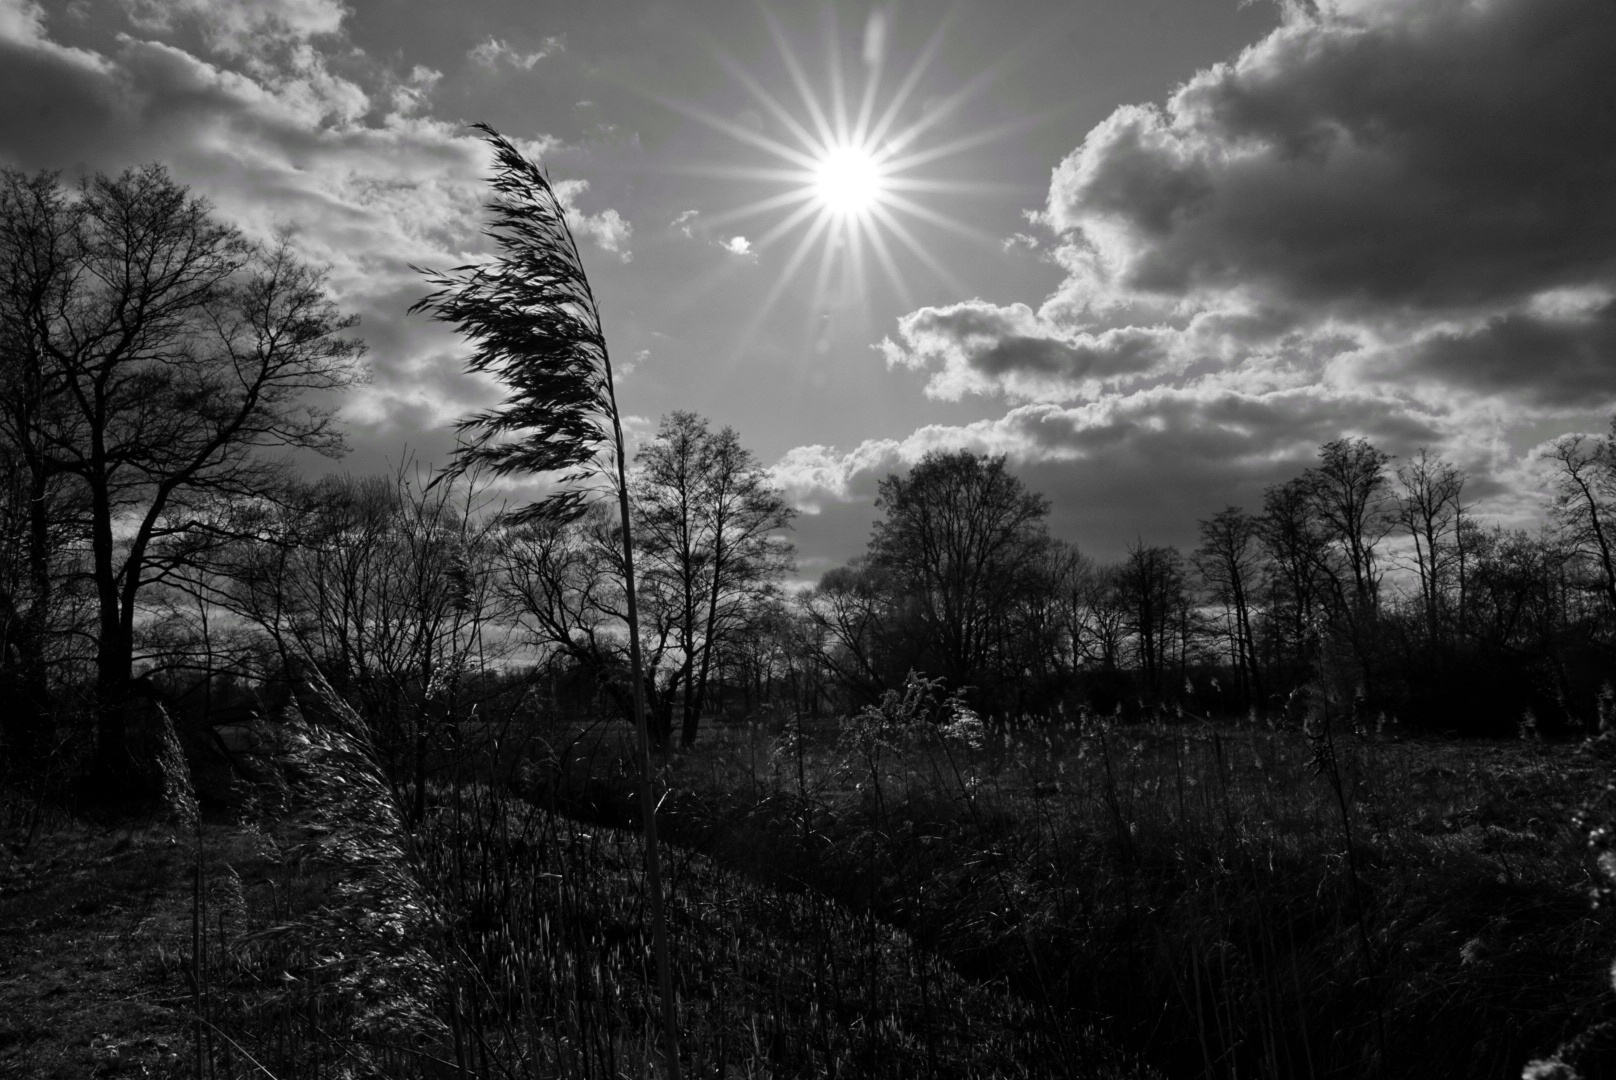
[0,588,54,773]
[91,621,135,787]
[684,568,725,748]
[2,456,59,771]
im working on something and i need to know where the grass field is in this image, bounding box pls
[524,706,1616,1079]
[1,703,1612,1079]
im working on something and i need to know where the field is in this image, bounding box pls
[2,704,1613,1079]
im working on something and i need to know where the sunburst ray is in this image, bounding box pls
[662,5,1029,356]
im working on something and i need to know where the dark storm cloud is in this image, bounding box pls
[1405,300,1616,408]
[1045,0,1616,317]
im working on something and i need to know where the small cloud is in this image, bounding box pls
[1002,232,1040,253]
[390,64,441,115]
[621,414,655,453]
[670,209,699,238]
[719,235,757,262]
[468,35,561,71]
[553,179,632,261]
[578,208,632,260]
[620,348,650,376]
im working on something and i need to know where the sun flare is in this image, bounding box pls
[665,8,1024,336]
[815,144,883,215]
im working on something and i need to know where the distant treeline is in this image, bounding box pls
[805,434,1616,738]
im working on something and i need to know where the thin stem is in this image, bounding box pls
[602,319,682,1080]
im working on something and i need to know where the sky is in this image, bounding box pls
[2,0,1613,580]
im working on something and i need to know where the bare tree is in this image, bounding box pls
[1019,539,1093,682]
[1195,507,1266,712]
[634,412,794,746]
[1544,428,1616,615]
[0,434,90,771]
[498,504,687,742]
[1116,541,1188,697]
[804,556,907,702]
[1258,476,1328,681]
[1395,448,1466,655]
[215,468,504,820]
[1074,564,1130,674]
[1307,438,1395,612]
[0,164,365,785]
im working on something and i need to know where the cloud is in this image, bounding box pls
[670,209,699,237]
[877,300,1171,402]
[121,0,348,57]
[1,0,110,70]
[467,35,561,71]
[978,0,1616,411]
[845,0,1616,578]
[390,64,441,115]
[619,348,650,377]
[773,379,1462,563]
[770,440,903,512]
[552,178,632,260]
[1399,298,1616,408]
[0,0,581,466]
[718,235,756,261]
[1043,0,1616,320]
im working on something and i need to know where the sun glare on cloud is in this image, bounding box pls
[665,8,1025,337]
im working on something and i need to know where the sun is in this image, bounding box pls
[663,8,1025,333]
[815,144,883,216]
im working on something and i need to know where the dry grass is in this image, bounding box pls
[4,699,1610,1080]
[527,709,1616,1080]
[1,712,1157,1079]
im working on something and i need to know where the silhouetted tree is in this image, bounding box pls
[804,556,910,703]
[1258,476,1328,687]
[1395,448,1467,656]
[1544,425,1616,616]
[868,450,1052,715]
[1075,564,1130,674]
[1117,541,1188,698]
[634,412,794,746]
[215,468,503,821]
[1308,437,1394,613]
[0,164,364,786]
[1195,507,1265,713]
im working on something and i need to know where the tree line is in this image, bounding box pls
[5,161,1616,801]
[807,435,1616,737]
